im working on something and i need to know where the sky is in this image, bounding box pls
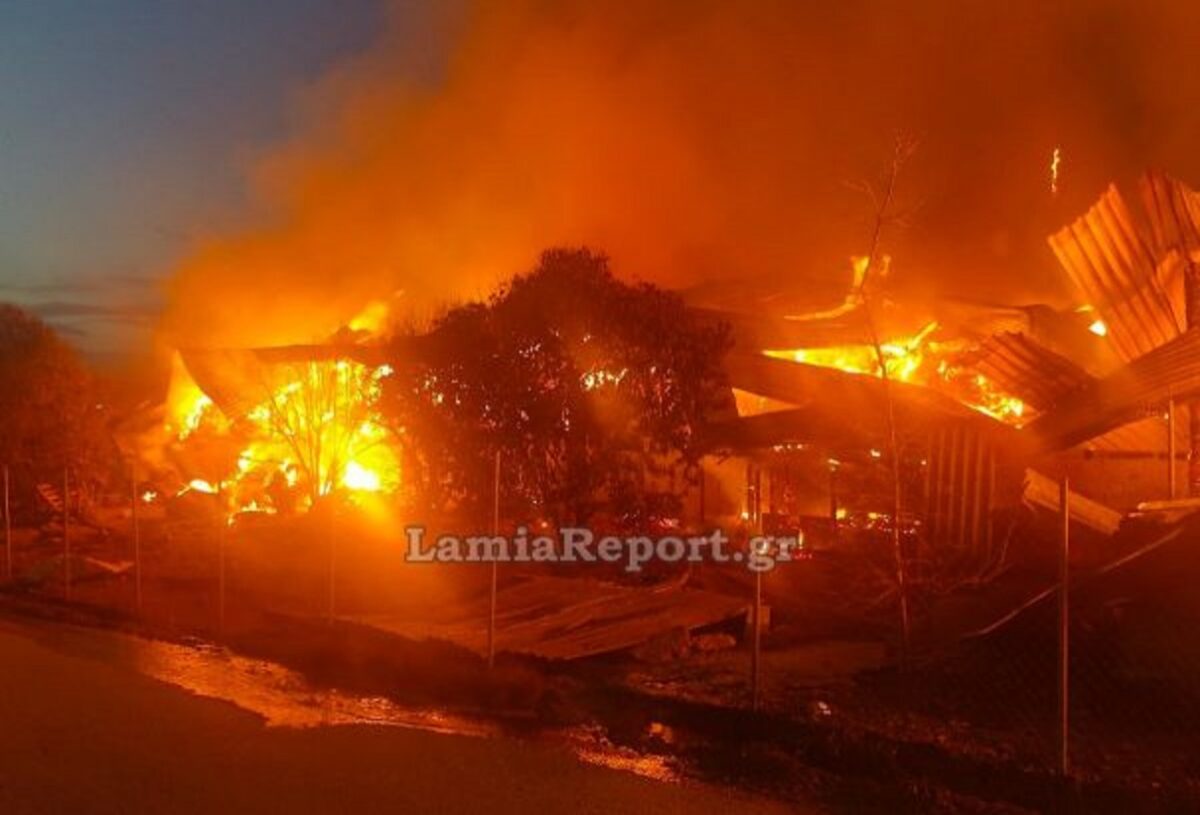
[0,0,388,361]
[6,1,1200,364]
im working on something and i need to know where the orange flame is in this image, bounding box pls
[764,322,1028,426]
[165,308,401,515]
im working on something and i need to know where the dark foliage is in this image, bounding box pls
[381,248,730,526]
[0,304,108,508]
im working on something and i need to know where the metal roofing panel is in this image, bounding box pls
[962,332,1094,413]
[1048,182,1183,363]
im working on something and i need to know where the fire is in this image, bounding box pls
[342,460,382,492]
[185,479,218,495]
[766,321,938,384]
[164,335,400,516]
[166,355,221,441]
[1050,146,1062,195]
[765,322,1028,426]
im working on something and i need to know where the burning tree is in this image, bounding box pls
[167,346,398,515]
[244,356,394,505]
[382,248,730,526]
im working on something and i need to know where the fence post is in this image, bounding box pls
[131,463,142,614]
[1058,475,1071,777]
[328,499,337,623]
[751,552,763,711]
[487,450,500,669]
[63,467,71,601]
[217,483,225,634]
[1168,399,1178,499]
[750,476,764,711]
[4,465,11,582]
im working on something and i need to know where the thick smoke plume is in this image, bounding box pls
[164,0,1200,347]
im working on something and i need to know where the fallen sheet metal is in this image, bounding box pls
[960,332,1094,414]
[343,575,749,661]
[1048,179,1183,363]
[1026,327,1200,452]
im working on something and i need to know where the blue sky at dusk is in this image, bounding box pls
[0,0,389,359]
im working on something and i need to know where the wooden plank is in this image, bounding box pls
[1023,469,1121,537]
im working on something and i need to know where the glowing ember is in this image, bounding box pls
[581,367,628,391]
[1050,146,1062,195]
[1088,319,1108,337]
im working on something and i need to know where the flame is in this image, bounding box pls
[342,460,382,492]
[764,322,1028,426]
[166,355,220,441]
[164,318,401,515]
[1050,146,1062,195]
[765,321,938,384]
[348,299,391,334]
[185,479,218,495]
[231,359,399,506]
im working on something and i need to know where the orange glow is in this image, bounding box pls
[184,479,218,495]
[164,323,401,515]
[765,322,1028,426]
[766,321,938,384]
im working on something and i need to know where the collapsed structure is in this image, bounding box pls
[100,169,1200,659]
[694,171,1200,558]
[135,171,1200,562]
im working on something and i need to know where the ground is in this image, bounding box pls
[0,614,807,815]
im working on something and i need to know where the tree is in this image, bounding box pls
[247,356,391,506]
[853,135,918,664]
[0,304,108,507]
[382,248,731,526]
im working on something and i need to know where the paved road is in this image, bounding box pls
[0,616,811,814]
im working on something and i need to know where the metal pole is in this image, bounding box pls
[4,465,11,582]
[751,555,762,711]
[328,499,336,622]
[63,467,71,601]
[1058,475,1071,778]
[131,463,141,614]
[487,450,500,669]
[1168,399,1178,500]
[828,463,839,537]
[217,483,225,634]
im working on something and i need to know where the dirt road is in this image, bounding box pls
[0,614,811,814]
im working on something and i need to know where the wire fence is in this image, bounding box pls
[3,468,1200,810]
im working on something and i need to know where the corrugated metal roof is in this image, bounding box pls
[1048,180,1184,363]
[961,331,1094,413]
[1140,170,1200,260]
[1026,327,1200,452]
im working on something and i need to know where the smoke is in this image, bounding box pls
[163,0,1200,347]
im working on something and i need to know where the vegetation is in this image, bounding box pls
[0,304,108,509]
[381,248,730,526]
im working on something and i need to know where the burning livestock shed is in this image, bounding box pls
[675,175,1200,639]
[692,173,1200,529]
